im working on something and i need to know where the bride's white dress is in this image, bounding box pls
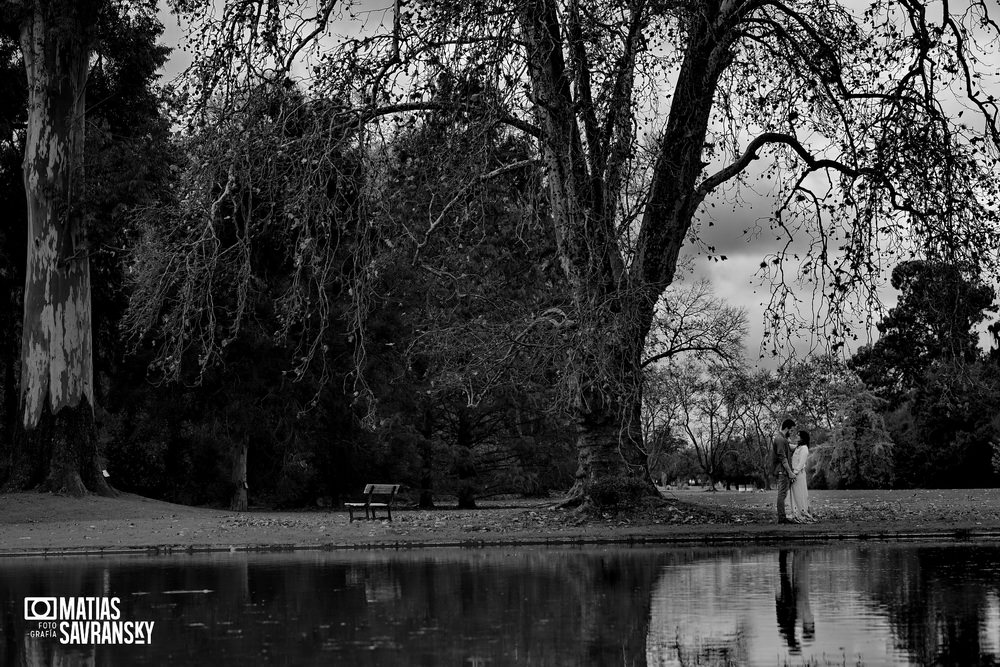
[788,445,811,520]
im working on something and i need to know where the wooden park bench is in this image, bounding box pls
[345,484,401,522]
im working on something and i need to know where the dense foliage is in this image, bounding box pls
[850,261,1000,488]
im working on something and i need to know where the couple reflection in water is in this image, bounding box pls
[776,549,815,654]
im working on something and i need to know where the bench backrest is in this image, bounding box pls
[363,484,400,501]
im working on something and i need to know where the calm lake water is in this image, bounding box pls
[1,541,998,666]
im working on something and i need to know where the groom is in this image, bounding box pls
[773,418,797,524]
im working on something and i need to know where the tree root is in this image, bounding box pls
[230,488,248,512]
[3,399,118,499]
[39,470,118,498]
[552,478,667,515]
[552,480,586,509]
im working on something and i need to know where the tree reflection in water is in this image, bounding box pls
[855,545,1000,666]
[643,543,1000,666]
[22,639,95,667]
[0,544,997,666]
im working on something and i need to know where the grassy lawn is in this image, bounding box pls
[0,488,998,554]
[665,487,1000,524]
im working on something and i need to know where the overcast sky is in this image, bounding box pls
[685,181,901,367]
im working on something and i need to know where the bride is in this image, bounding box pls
[788,431,816,523]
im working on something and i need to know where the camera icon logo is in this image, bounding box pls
[24,598,57,621]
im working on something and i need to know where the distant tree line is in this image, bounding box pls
[647,259,1000,491]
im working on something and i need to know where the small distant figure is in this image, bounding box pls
[788,431,817,523]
[772,418,796,524]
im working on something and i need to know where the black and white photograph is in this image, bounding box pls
[2,0,1000,664]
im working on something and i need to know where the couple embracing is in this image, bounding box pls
[773,419,816,524]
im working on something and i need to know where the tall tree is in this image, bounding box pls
[848,259,999,486]
[850,257,1000,487]
[123,80,369,509]
[642,279,747,370]
[668,360,752,488]
[850,260,996,406]
[810,381,895,489]
[368,82,573,507]
[173,0,1000,506]
[640,278,746,481]
[1,1,169,495]
[775,355,858,433]
[1,0,108,495]
[730,367,780,488]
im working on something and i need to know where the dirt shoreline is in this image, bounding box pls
[2,488,999,557]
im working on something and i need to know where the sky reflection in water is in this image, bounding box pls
[1,542,998,666]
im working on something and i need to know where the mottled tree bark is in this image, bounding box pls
[5,0,112,496]
[565,314,653,505]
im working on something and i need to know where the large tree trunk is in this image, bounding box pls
[564,307,659,507]
[5,1,112,496]
[519,0,649,507]
[519,0,738,508]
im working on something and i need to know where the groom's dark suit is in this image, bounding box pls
[773,431,795,522]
